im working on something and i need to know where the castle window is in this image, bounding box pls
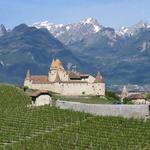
[82,91,85,95]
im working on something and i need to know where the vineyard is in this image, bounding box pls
[0,85,150,150]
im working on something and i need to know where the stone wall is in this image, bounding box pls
[56,100,150,118]
[24,81,105,96]
[55,82,105,96]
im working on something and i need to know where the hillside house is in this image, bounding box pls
[29,90,52,106]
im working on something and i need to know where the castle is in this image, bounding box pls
[24,59,105,96]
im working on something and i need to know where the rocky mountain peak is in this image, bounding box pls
[81,17,99,25]
[33,17,105,44]
[0,24,7,36]
[134,20,149,29]
[80,17,102,33]
[118,20,150,37]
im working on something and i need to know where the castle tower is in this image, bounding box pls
[54,59,64,70]
[50,58,64,70]
[25,69,31,80]
[93,72,105,96]
[48,58,68,82]
[94,72,104,83]
[24,69,31,87]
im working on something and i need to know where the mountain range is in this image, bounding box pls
[0,24,7,36]
[0,18,150,86]
[0,24,93,84]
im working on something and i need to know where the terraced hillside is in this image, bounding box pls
[0,85,150,150]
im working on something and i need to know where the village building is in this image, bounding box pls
[129,94,146,104]
[28,90,52,106]
[120,85,148,104]
[24,59,105,96]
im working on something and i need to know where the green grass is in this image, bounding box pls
[0,84,31,115]
[54,95,114,104]
[1,84,150,150]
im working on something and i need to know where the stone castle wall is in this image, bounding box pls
[56,100,150,118]
[24,81,105,96]
[58,82,105,96]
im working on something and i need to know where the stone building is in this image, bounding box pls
[129,94,146,104]
[120,85,147,104]
[24,59,105,96]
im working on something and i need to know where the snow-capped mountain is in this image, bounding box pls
[33,18,105,44]
[33,18,150,42]
[32,18,150,54]
[0,24,7,36]
[117,21,150,37]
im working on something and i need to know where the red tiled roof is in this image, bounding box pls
[129,94,145,100]
[62,81,88,84]
[29,90,52,97]
[30,75,50,84]
[69,72,81,79]
[68,71,89,80]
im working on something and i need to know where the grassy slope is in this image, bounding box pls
[0,85,92,149]
[1,85,150,150]
[0,84,31,115]
[58,96,113,104]
[53,94,115,104]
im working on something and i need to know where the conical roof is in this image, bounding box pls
[50,58,64,70]
[26,69,31,80]
[50,59,55,68]
[94,72,104,83]
[54,71,61,82]
[55,59,61,69]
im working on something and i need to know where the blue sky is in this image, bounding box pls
[0,0,150,30]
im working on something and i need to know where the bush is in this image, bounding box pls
[23,86,29,91]
[123,97,133,104]
[146,93,150,100]
[106,91,120,102]
[113,100,122,104]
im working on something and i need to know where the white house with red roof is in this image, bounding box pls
[28,90,52,106]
